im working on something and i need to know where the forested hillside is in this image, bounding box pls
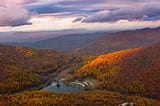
[0,42,160,105]
[76,42,160,100]
[0,45,90,94]
[1,90,160,106]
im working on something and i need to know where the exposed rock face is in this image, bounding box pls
[119,102,136,106]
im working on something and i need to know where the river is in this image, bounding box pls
[42,80,85,93]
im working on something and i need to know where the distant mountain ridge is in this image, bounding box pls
[0,29,90,43]
[76,27,160,55]
[7,33,106,52]
[2,27,160,54]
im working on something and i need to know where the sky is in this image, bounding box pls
[0,0,160,32]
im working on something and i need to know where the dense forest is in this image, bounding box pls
[0,45,92,94]
[76,42,160,100]
[0,0,160,105]
[0,90,160,106]
[0,42,160,105]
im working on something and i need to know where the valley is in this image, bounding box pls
[0,44,93,94]
[0,0,160,105]
[0,27,160,105]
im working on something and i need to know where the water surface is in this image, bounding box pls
[43,81,85,93]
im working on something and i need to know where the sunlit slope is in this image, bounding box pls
[76,42,160,100]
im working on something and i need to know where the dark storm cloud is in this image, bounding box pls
[28,4,78,14]
[26,0,108,15]
[10,20,32,27]
[56,0,106,5]
[27,3,99,18]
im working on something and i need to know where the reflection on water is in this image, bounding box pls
[43,82,85,93]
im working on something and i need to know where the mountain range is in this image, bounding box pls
[0,29,90,43]
[0,27,160,105]
[4,27,160,55]
[76,27,160,55]
[13,33,106,52]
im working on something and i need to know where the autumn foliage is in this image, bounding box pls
[76,43,160,100]
[0,45,88,94]
[0,90,160,106]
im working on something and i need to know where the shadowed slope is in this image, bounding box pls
[0,45,87,94]
[77,27,160,55]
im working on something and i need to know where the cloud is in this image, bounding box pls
[73,17,83,23]
[78,3,160,23]
[0,0,35,27]
[0,0,159,31]
[27,0,160,24]
[26,0,104,15]
[28,4,77,14]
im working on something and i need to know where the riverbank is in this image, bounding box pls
[70,80,93,89]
